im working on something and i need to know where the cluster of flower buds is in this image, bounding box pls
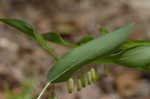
[67,67,99,93]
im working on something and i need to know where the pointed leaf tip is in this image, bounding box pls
[0,18,35,37]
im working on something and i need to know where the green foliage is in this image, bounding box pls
[115,45,150,70]
[47,24,133,83]
[0,18,35,37]
[0,19,133,83]
[93,48,150,71]
[1,18,150,99]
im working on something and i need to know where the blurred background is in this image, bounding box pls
[0,0,150,99]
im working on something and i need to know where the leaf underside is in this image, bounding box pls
[47,24,133,83]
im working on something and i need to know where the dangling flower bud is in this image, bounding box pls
[67,78,74,93]
[91,68,97,82]
[77,78,82,91]
[80,74,86,88]
[87,71,92,85]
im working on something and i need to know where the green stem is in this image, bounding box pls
[37,82,51,99]
[36,35,59,99]
[34,35,59,60]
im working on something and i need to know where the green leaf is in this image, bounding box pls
[77,35,94,45]
[0,18,35,37]
[0,18,58,60]
[92,44,150,71]
[92,40,150,64]
[42,32,76,47]
[47,24,133,83]
[42,32,66,45]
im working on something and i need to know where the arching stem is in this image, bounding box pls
[37,82,51,99]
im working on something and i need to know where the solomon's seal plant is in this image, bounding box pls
[0,18,150,99]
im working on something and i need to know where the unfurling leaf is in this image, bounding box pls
[93,45,150,71]
[115,45,150,70]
